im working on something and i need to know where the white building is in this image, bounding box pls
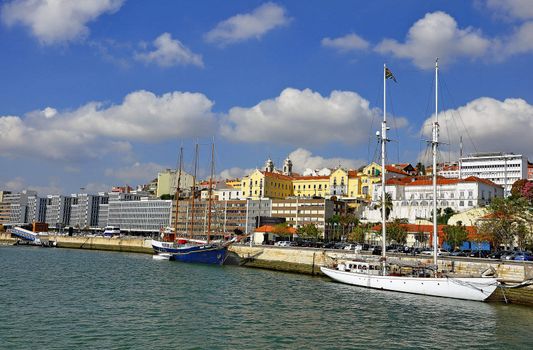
[460,152,527,197]
[107,196,172,234]
[70,193,101,230]
[45,195,72,229]
[364,176,504,223]
[27,195,47,223]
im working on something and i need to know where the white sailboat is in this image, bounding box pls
[320,60,499,301]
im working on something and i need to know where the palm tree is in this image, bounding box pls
[375,192,393,221]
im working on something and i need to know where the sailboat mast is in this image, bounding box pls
[207,142,215,243]
[190,143,199,240]
[432,58,439,266]
[174,146,183,235]
[381,64,388,262]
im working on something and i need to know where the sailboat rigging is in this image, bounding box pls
[320,60,499,301]
[151,142,236,265]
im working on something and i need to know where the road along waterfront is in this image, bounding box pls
[1,246,532,350]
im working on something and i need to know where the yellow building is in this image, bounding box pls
[156,169,194,198]
[225,179,242,190]
[292,176,330,197]
[241,170,294,199]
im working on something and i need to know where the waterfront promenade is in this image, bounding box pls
[2,232,532,305]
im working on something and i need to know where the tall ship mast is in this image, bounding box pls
[320,61,499,301]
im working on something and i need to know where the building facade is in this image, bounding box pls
[45,195,72,229]
[364,176,504,223]
[460,152,527,197]
[156,169,194,198]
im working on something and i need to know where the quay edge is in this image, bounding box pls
[2,233,533,306]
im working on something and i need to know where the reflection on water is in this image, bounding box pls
[1,246,532,349]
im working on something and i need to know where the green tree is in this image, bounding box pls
[387,219,407,245]
[415,162,426,175]
[296,224,321,240]
[478,197,532,250]
[326,215,341,241]
[443,222,468,251]
[374,192,393,220]
[339,214,359,240]
[160,194,174,200]
[348,225,366,243]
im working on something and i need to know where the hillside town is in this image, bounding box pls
[2,151,532,251]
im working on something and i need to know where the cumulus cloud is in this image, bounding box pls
[288,148,365,173]
[1,0,124,45]
[421,97,533,158]
[0,176,63,195]
[205,2,290,46]
[220,87,407,146]
[135,33,204,68]
[105,162,165,182]
[495,21,533,58]
[321,33,369,52]
[375,11,491,69]
[219,167,255,180]
[485,0,533,20]
[0,90,216,161]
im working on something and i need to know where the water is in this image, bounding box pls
[1,246,532,350]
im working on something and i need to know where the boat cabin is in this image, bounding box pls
[337,261,381,275]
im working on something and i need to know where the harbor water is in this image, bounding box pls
[1,246,532,349]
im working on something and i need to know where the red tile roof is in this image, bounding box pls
[262,171,293,181]
[292,175,330,180]
[255,225,297,234]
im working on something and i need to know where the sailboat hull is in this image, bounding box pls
[320,267,498,301]
[169,245,228,265]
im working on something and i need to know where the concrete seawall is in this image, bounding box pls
[3,233,532,306]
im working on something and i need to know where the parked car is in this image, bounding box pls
[420,249,449,256]
[502,251,518,260]
[323,242,336,249]
[488,250,512,259]
[344,243,363,251]
[274,241,292,247]
[449,250,467,257]
[469,251,489,258]
[371,245,382,255]
[511,252,533,261]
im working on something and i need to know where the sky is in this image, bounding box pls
[1,0,533,195]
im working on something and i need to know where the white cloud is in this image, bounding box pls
[105,162,165,183]
[135,33,204,68]
[495,21,533,58]
[0,176,63,195]
[375,11,491,69]
[321,33,369,52]
[288,148,364,173]
[421,97,533,158]
[1,0,124,45]
[219,167,255,180]
[0,90,216,161]
[205,2,290,46]
[485,0,533,20]
[220,87,407,146]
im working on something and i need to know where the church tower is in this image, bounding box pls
[264,158,274,173]
[283,157,293,176]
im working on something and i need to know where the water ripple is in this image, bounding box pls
[1,246,532,350]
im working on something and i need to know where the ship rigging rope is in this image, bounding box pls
[447,276,499,292]
[498,279,533,289]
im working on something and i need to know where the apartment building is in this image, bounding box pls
[460,152,527,197]
[365,176,504,223]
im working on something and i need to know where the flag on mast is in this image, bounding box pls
[385,67,397,82]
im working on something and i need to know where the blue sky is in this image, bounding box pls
[1,0,532,195]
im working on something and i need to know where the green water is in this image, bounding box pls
[1,246,532,350]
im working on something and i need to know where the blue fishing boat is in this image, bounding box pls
[151,142,235,265]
